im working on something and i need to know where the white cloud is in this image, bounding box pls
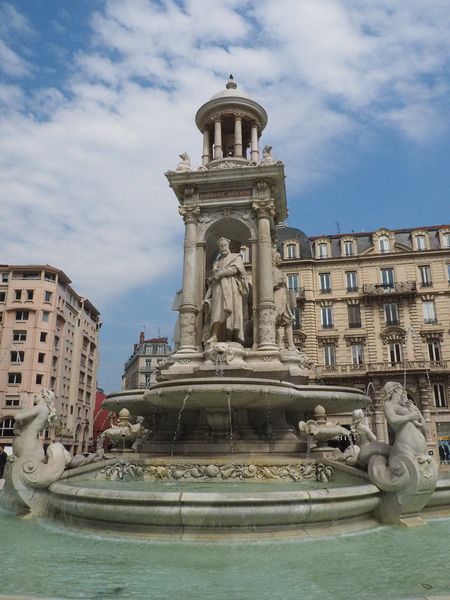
[1,0,450,308]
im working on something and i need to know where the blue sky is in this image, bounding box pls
[1,0,450,392]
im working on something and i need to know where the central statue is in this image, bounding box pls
[204,237,248,344]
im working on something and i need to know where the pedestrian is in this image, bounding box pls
[0,444,7,478]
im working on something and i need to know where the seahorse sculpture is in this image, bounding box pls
[3,390,72,512]
[358,382,437,523]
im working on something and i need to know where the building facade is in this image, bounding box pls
[0,265,101,453]
[274,224,450,454]
[123,333,171,390]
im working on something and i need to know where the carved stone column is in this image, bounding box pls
[213,116,223,159]
[234,114,243,157]
[252,200,277,351]
[250,122,259,162]
[202,129,210,165]
[178,204,201,352]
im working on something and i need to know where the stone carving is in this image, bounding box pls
[204,237,249,344]
[175,152,191,172]
[258,305,276,346]
[272,249,295,350]
[179,310,197,348]
[358,382,438,524]
[252,200,276,220]
[299,405,350,451]
[260,145,276,165]
[3,390,72,511]
[334,409,377,466]
[207,342,235,375]
[101,460,335,483]
[98,409,148,451]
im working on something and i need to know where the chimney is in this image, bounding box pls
[139,331,145,344]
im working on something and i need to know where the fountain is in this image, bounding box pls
[2,77,449,538]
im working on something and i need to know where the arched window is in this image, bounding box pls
[0,417,15,437]
[379,236,391,253]
[286,243,297,259]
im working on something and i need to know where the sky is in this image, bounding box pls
[1,0,450,392]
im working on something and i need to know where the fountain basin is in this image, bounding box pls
[104,378,369,414]
[47,465,380,533]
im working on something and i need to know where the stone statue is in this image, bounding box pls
[204,237,249,345]
[298,405,350,452]
[175,152,191,172]
[3,390,72,512]
[358,382,438,524]
[13,389,59,460]
[260,145,276,165]
[272,249,295,350]
[334,408,377,466]
[98,409,148,451]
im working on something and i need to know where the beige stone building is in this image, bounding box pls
[0,265,101,453]
[275,224,450,457]
[123,334,171,390]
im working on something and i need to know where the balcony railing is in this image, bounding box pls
[361,281,417,297]
[316,360,448,376]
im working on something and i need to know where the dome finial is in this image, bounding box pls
[226,74,237,90]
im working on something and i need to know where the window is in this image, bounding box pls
[13,330,26,342]
[44,290,52,302]
[346,271,358,292]
[323,345,336,366]
[351,344,364,365]
[419,265,432,287]
[40,332,47,343]
[0,418,15,436]
[8,372,22,384]
[433,383,447,408]
[15,290,22,301]
[16,310,29,321]
[36,374,43,385]
[5,396,19,407]
[42,311,50,322]
[380,268,394,288]
[379,236,391,253]
[318,243,328,258]
[384,303,399,326]
[1,272,9,283]
[286,243,297,259]
[287,274,299,292]
[423,300,437,324]
[389,343,402,364]
[27,290,34,301]
[292,307,301,329]
[343,241,354,256]
[428,340,441,362]
[10,351,24,363]
[415,235,426,250]
[319,273,331,293]
[0,291,5,302]
[38,352,45,363]
[442,233,450,248]
[348,304,362,328]
[448,264,450,283]
[321,306,333,328]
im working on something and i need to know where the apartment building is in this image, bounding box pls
[0,265,101,453]
[123,333,171,390]
[275,224,450,453]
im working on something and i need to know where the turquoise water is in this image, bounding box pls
[1,508,450,600]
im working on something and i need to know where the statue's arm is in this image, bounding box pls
[218,265,238,278]
[15,404,41,424]
[384,403,421,427]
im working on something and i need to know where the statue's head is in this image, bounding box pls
[34,389,58,425]
[352,408,364,423]
[272,248,282,266]
[382,381,403,402]
[218,237,231,255]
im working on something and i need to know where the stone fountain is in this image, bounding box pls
[1,77,447,535]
